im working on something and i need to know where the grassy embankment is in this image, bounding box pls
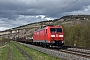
[0,43,10,60]
[11,42,26,60]
[15,42,60,60]
[0,42,26,60]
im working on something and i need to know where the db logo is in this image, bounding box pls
[56,34,58,37]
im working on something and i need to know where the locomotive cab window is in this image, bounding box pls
[50,28,62,32]
[57,28,62,32]
[50,28,55,32]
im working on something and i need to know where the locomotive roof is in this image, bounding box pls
[34,25,62,32]
[34,27,46,32]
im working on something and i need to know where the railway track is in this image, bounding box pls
[45,45,90,58]
[49,46,90,59]
[67,47,90,54]
[59,49,90,58]
[14,44,32,60]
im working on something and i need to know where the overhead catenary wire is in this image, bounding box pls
[51,0,79,17]
[55,0,68,8]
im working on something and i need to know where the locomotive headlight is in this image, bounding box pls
[59,35,63,37]
[51,35,55,37]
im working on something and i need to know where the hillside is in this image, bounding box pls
[0,15,90,40]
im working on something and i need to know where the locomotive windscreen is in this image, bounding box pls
[50,28,62,32]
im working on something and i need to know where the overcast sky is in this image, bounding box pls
[0,0,90,31]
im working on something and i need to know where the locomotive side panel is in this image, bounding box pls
[39,30,45,41]
[33,27,49,43]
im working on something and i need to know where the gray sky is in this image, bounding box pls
[0,0,90,31]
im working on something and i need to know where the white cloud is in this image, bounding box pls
[36,15,45,19]
[84,5,90,12]
[45,17,55,21]
[0,27,10,31]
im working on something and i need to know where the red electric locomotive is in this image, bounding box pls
[33,25,64,47]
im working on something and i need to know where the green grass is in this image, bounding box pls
[11,42,26,60]
[15,42,60,60]
[0,43,10,60]
[0,42,27,60]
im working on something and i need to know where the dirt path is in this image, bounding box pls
[15,44,32,60]
[8,45,12,60]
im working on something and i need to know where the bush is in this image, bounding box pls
[64,21,90,48]
[0,38,10,46]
